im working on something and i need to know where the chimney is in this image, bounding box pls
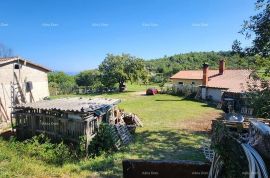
[219,59,225,74]
[202,63,209,86]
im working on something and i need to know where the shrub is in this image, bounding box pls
[211,121,249,177]
[88,123,117,157]
[247,80,270,119]
[160,85,198,98]
[18,134,73,165]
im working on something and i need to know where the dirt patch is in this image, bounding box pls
[132,91,146,96]
[172,111,224,132]
[0,129,14,140]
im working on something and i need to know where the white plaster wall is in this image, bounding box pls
[201,87,207,100]
[207,88,223,102]
[0,62,50,119]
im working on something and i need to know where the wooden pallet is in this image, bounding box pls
[133,114,143,127]
[115,124,133,145]
[110,125,122,149]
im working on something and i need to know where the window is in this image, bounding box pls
[178,82,183,85]
[191,82,195,85]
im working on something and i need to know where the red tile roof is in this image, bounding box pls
[207,70,252,92]
[170,70,218,80]
[0,57,51,72]
[170,69,253,92]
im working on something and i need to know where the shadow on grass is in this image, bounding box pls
[171,96,222,110]
[155,99,182,101]
[132,130,207,160]
[0,130,15,140]
[80,129,207,177]
[80,156,122,178]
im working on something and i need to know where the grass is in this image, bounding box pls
[0,83,222,178]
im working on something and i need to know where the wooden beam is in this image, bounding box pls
[0,98,9,121]
[13,72,26,103]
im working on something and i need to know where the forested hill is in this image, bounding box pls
[145,51,256,77]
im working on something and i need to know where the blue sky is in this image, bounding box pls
[0,0,255,73]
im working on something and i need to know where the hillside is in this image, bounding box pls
[145,51,256,78]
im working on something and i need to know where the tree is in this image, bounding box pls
[238,0,270,74]
[0,43,13,57]
[75,69,101,87]
[231,40,244,56]
[236,0,270,118]
[48,72,76,94]
[247,80,270,118]
[99,54,148,92]
[241,0,270,57]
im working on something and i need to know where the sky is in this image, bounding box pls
[0,0,255,73]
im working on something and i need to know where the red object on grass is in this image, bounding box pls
[146,88,158,95]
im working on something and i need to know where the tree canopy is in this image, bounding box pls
[99,54,148,91]
[235,0,270,118]
[48,71,76,94]
[145,51,256,79]
[241,0,270,57]
[75,69,101,87]
[232,0,270,77]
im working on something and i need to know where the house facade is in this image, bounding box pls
[170,60,252,102]
[0,57,51,122]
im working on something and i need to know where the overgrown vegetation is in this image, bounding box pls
[211,121,249,178]
[8,134,74,165]
[88,123,118,157]
[48,71,77,95]
[247,80,270,118]
[75,69,102,89]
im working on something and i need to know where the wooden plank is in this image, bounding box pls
[0,98,9,121]
[13,72,26,103]
[116,124,133,145]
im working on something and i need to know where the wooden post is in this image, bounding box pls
[83,119,90,156]
[31,112,36,136]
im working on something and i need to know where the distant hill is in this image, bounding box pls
[66,71,79,76]
[144,51,256,78]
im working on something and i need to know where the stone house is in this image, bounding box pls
[0,57,51,122]
[170,60,252,102]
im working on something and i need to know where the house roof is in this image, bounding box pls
[207,70,252,92]
[0,57,51,72]
[16,98,121,113]
[170,69,253,92]
[170,70,218,80]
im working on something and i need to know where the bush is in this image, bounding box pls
[48,72,77,95]
[247,79,270,119]
[160,85,198,98]
[9,134,73,165]
[88,123,117,157]
[211,121,249,177]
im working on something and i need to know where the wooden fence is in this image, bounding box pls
[14,108,98,147]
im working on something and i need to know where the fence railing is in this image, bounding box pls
[14,111,98,145]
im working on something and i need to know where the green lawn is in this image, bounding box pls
[0,84,222,178]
